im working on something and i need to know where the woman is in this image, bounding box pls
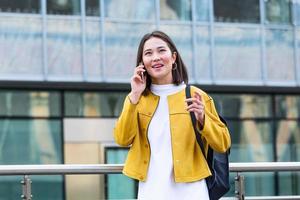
[114,31,231,200]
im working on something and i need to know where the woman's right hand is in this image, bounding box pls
[129,64,147,104]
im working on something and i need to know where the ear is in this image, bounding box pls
[172,52,177,63]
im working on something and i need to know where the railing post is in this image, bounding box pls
[21,175,32,200]
[235,172,245,200]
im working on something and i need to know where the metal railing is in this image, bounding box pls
[0,162,299,200]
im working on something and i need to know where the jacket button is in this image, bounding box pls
[143,160,147,164]
[148,112,151,115]
[145,144,148,148]
[140,176,143,179]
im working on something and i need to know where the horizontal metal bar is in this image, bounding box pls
[222,197,300,200]
[229,162,300,172]
[0,164,123,175]
[0,162,299,175]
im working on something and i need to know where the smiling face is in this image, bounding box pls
[142,37,177,85]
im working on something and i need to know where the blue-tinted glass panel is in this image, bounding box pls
[160,0,191,21]
[214,27,261,82]
[295,1,300,25]
[266,29,295,82]
[0,0,40,13]
[106,148,137,199]
[195,26,210,81]
[0,16,43,76]
[104,22,155,80]
[265,0,292,24]
[195,0,209,21]
[214,0,260,23]
[86,20,101,79]
[275,95,300,118]
[104,0,155,20]
[0,119,63,200]
[211,94,272,118]
[0,91,60,117]
[227,120,275,196]
[64,92,127,117]
[47,18,82,78]
[276,121,300,195]
[160,25,193,80]
[47,0,80,15]
[86,0,100,16]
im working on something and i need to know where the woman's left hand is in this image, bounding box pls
[185,91,205,128]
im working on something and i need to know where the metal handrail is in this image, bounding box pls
[0,162,299,175]
[0,162,299,200]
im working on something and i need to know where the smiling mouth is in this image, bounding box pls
[152,64,164,68]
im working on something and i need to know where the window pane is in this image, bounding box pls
[196,26,211,81]
[265,0,292,24]
[195,0,209,21]
[228,120,275,196]
[86,0,100,16]
[0,16,43,77]
[214,27,261,82]
[295,1,300,25]
[0,119,63,199]
[104,22,155,80]
[0,0,40,14]
[0,91,61,117]
[105,0,155,20]
[214,0,260,23]
[105,147,137,199]
[211,94,272,118]
[276,121,300,195]
[275,95,300,118]
[47,18,82,78]
[47,0,80,15]
[266,29,295,82]
[160,25,193,80]
[86,20,102,79]
[64,92,127,117]
[160,0,191,21]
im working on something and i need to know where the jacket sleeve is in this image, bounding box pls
[200,96,231,153]
[113,95,138,146]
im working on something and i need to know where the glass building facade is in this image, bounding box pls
[0,0,299,199]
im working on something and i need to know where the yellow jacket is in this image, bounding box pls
[114,86,231,183]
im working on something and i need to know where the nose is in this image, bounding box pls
[152,52,160,62]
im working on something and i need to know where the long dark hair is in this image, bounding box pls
[136,31,189,93]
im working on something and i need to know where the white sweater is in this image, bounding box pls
[138,83,209,200]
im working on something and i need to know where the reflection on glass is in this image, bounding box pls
[0,119,63,199]
[0,17,43,75]
[214,27,261,81]
[86,0,100,16]
[278,172,300,195]
[276,121,300,161]
[105,147,137,199]
[86,20,101,78]
[228,120,275,196]
[195,0,209,21]
[265,0,292,24]
[275,95,300,118]
[0,119,62,164]
[105,0,155,20]
[266,29,295,82]
[0,0,40,13]
[64,92,127,117]
[195,26,210,80]
[160,0,191,21]
[212,94,272,118]
[214,0,260,23]
[47,19,82,76]
[295,1,300,25]
[104,22,155,79]
[160,25,193,78]
[0,91,60,117]
[47,0,80,15]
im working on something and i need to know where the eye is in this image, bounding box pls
[159,49,166,52]
[144,51,152,56]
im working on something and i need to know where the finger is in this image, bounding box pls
[187,104,204,111]
[194,91,203,102]
[185,97,202,106]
